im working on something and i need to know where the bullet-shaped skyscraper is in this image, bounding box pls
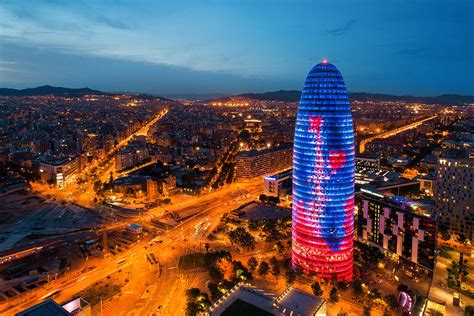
[292,61,355,281]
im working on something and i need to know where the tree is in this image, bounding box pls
[258,261,270,276]
[185,302,199,316]
[185,288,201,300]
[285,270,296,285]
[356,241,384,265]
[369,288,381,300]
[226,164,235,184]
[311,282,323,296]
[363,306,371,316]
[263,221,281,242]
[438,222,451,240]
[247,257,258,271]
[329,286,339,303]
[270,257,280,276]
[228,227,256,250]
[352,279,364,298]
[93,180,103,192]
[337,281,348,290]
[275,240,285,254]
[208,266,223,282]
[385,294,399,310]
[196,292,211,311]
[353,279,363,292]
[207,282,220,301]
[232,260,253,282]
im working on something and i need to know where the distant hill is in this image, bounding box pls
[159,93,232,100]
[3,86,472,105]
[0,85,172,101]
[209,90,474,105]
[349,92,474,105]
[0,85,103,97]
[236,90,301,102]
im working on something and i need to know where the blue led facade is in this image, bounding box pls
[292,61,355,281]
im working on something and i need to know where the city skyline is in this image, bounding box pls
[1,0,473,95]
[0,1,473,316]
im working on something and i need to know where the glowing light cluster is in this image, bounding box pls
[292,61,355,282]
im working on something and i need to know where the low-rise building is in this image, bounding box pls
[263,169,292,198]
[16,297,91,316]
[356,154,380,168]
[208,284,326,316]
[417,175,436,196]
[38,156,79,188]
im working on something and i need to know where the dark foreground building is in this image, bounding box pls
[356,188,438,271]
[292,61,355,281]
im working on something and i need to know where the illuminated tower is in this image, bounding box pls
[292,60,355,281]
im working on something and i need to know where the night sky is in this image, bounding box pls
[0,0,473,96]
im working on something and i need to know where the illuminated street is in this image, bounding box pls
[0,178,263,315]
[1,2,473,315]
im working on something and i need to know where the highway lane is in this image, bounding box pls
[359,115,437,153]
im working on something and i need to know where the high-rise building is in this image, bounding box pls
[292,61,355,281]
[234,144,292,179]
[434,157,473,240]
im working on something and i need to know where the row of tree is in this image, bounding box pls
[227,226,256,250]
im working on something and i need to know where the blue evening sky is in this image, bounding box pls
[0,0,473,95]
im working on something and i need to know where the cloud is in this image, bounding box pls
[327,19,357,36]
[0,2,275,78]
[0,60,24,73]
[91,14,133,30]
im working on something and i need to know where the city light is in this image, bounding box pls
[0,2,471,315]
[292,62,355,282]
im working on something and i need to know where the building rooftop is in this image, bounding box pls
[209,284,275,316]
[236,144,292,158]
[264,168,292,181]
[232,202,291,220]
[128,223,143,230]
[209,285,326,316]
[38,156,74,166]
[360,187,436,219]
[273,287,326,316]
[221,299,272,315]
[16,299,71,316]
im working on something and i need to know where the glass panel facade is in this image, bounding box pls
[292,62,355,281]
